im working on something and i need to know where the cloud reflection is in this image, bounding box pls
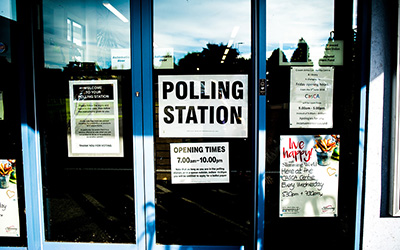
[267,0,334,63]
[154,0,334,65]
[154,0,252,62]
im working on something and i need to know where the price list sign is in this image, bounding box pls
[170,142,229,184]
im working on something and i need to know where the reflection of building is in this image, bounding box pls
[290,37,310,62]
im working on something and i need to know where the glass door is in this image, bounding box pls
[149,0,258,248]
[264,0,360,248]
[36,0,144,248]
[32,0,361,249]
[36,0,262,249]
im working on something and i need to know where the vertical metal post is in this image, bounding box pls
[140,0,157,249]
[252,0,266,249]
[20,1,45,249]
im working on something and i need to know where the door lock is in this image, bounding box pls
[259,79,266,95]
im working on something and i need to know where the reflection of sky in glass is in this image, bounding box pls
[267,0,334,64]
[154,0,251,63]
[42,0,334,69]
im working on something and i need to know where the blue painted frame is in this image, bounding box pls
[354,0,371,249]
[2,0,370,249]
[252,0,266,250]
[16,1,373,250]
[142,0,266,249]
[14,0,267,250]
[18,1,146,250]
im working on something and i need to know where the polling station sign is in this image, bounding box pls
[158,75,248,138]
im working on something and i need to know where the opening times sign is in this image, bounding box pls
[68,80,122,157]
[290,67,334,128]
[170,142,229,184]
[158,75,248,138]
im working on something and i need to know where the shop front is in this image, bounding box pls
[0,0,396,249]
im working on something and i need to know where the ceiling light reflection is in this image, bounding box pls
[103,2,129,23]
[230,26,240,38]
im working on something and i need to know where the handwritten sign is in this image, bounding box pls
[290,67,334,128]
[170,142,229,184]
[280,135,340,217]
[0,159,19,237]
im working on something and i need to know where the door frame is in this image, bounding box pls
[142,0,266,249]
[19,0,267,249]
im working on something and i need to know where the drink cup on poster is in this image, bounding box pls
[0,174,9,188]
[0,162,13,188]
[314,136,338,166]
[317,150,332,166]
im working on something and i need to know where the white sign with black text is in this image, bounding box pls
[68,80,123,157]
[290,67,334,128]
[158,75,248,138]
[170,142,229,184]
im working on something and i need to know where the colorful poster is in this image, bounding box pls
[290,67,334,128]
[170,142,229,184]
[0,159,19,237]
[158,75,248,138]
[280,135,340,217]
[68,80,123,157]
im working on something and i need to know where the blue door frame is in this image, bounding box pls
[2,0,371,249]
[141,0,266,249]
[1,0,373,249]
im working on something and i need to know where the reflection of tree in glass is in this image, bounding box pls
[290,37,310,63]
[265,48,291,171]
[177,43,250,74]
[266,48,290,105]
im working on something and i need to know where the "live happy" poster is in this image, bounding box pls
[280,135,340,217]
[0,159,19,236]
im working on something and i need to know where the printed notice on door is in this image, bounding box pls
[280,135,340,217]
[170,142,229,184]
[68,80,123,157]
[290,67,334,128]
[0,159,20,237]
[158,75,248,138]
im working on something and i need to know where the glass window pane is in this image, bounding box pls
[0,15,26,247]
[40,0,134,243]
[43,0,130,70]
[153,0,252,246]
[265,0,359,248]
[0,0,17,21]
